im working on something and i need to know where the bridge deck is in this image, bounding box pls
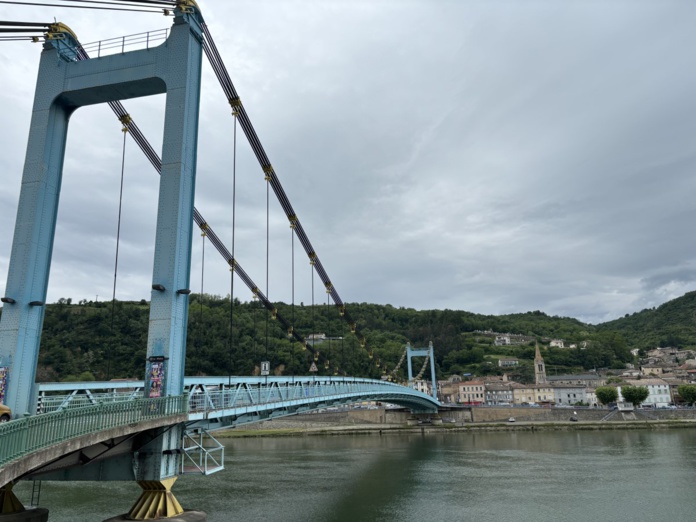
[0,377,438,485]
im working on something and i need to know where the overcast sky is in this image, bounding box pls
[0,0,694,325]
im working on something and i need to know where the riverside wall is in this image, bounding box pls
[235,406,696,431]
[472,407,696,423]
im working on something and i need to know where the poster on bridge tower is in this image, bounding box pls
[0,366,7,404]
[148,361,164,399]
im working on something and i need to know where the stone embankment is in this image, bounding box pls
[218,407,696,437]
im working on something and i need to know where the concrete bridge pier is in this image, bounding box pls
[0,511,49,522]
[0,483,48,522]
[100,478,206,522]
[103,511,207,522]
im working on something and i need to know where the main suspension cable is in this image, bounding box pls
[56,0,172,9]
[0,0,166,13]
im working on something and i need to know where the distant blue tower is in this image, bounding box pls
[406,341,438,401]
[0,2,203,489]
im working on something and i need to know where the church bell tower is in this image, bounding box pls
[534,343,547,385]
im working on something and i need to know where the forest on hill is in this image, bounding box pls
[597,290,696,350]
[7,289,690,384]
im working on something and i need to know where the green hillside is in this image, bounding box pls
[597,290,696,351]
[5,291,696,383]
[8,292,696,382]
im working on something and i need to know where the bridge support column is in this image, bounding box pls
[0,483,48,522]
[1,3,204,506]
[0,483,23,515]
[128,478,183,520]
[102,477,206,521]
[0,3,204,431]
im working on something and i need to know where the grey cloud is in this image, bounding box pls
[1,1,696,325]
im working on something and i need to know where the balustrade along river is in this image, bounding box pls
[13,428,696,521]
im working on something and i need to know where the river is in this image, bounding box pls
[15,428,696,521]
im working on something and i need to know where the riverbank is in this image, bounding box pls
[216,410,696,438]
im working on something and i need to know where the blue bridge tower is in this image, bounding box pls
[0,2,204,518]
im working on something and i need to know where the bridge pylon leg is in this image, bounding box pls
[0,482,23,515]
[0,482,48,521]
[128,478,183,520]
[102,477,206,521]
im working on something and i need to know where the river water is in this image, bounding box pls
[16,428,696,521]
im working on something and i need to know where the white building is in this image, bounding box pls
[552,384,587,405]
[585,388,599,408]
[413,380,431,395]
[617,378,671,407]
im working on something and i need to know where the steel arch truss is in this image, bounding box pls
[38,376,440,430]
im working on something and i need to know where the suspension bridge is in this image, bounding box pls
[0,1,440,520]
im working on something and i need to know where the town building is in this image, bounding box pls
[498,357,519,368]
[546,374,606,387]
[512,384,554,405]
[459,381,485,404]
[413,379,431,395]
[437,380,459,404]
[484,383,513,405]
[552,384,587,405]
[617,378,671,407]
[585,388,599,408]
[641,364,676,377]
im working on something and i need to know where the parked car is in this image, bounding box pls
[0,404,11,422]
[569,416,578,422]
[508,417,516,422]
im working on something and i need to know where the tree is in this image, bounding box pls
[595,386,618,406]
[677,384,696,406]
[621,385,649,407]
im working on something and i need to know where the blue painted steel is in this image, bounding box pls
[6,377,439,482]
[37,376,440,423]
[407,342,438,401]
[0,395,187,470]
[0,5,204,482]
[0,9,203,415]
[0,377,438,483]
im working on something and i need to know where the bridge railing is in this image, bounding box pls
[60,28,171,61]
[0,395,187,468]
[38,391,145,414]
[186,378,422,413]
